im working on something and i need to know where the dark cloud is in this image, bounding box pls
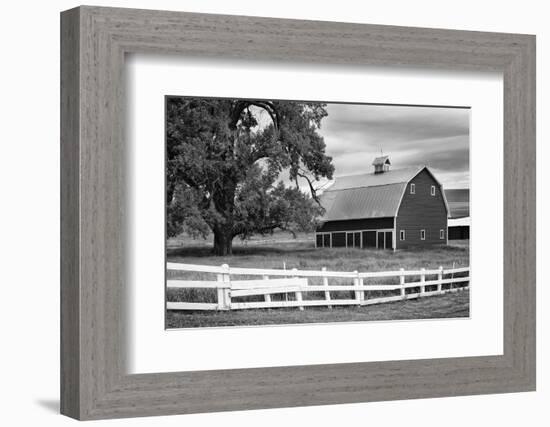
[320,103,470,189]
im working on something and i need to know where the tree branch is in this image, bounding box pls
[232,221,290,238]
[296,169,322,205]
[229,100,279,130]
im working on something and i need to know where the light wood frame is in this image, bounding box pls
[61,5,536,420]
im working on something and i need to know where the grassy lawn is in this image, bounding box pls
[166,233,470,328]
[167,233,469,272]
[167,288,470,328]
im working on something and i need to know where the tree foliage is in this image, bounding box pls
[166,97,334,255]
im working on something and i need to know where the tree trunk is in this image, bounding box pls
[212,228,233,256]
[211,177,237,256]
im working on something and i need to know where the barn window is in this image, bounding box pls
[440,229,445,239]
[410,183,415,194]
[420,229,426,240]
[400,230,405,241]
[431,185,436,196]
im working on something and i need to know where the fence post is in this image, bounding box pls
[292,268,304,311]
[216,271,224,310]
[420,268,425,295]
[354,271,362,304]
[263,275,271,304]
[322,267,332,309]
[438,266,443,293]
[220,264,231,310]
[400,268,405,298]
[451,261,456,290]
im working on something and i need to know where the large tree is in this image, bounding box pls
[166,98,334,255]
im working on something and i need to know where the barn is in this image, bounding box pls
[445,188,470,240]
[315,156,449,250]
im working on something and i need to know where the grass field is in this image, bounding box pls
[167,288,469,328]
[166,233,470,328]
[167,232,469,272]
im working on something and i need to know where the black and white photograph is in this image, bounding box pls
[165,97,471,328]
[1,0,541,424]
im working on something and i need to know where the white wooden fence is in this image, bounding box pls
[166,263,470,311]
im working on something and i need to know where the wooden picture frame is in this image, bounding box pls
[60,5,536,420]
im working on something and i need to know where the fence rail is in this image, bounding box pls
[166,263,470,311]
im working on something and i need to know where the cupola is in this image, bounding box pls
[372,155,391,174]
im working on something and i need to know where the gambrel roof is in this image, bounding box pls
[319,166,448,221]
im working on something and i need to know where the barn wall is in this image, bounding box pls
[396,169,448,249]
[316,217,394,233]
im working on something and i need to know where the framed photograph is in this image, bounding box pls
[164,97,472,329]
[61,6,536,420]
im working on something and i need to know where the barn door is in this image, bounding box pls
[385,231,393,250]
[347,232,362,248]
[377,231,384,249]
[363,231,376,248]
[376,231,393,250]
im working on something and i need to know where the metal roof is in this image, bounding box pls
[319,166,449,221]
[325,166,423,192]
[444,189,470,218]
[320,183,406,221]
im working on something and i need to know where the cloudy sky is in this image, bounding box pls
[318,103,470,190]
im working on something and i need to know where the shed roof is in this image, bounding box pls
[319,166,447,222]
